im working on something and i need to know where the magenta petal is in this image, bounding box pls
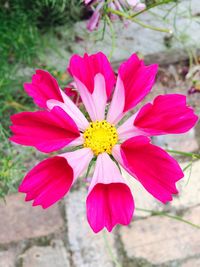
[68,52,115,99]
[86,153,134,233]
[87,183,134,233]
[24,70,63,109]
[120,136,184,203]
[10,106,80,153]
[19,156,73,208]
[118,54,158,112]
[134,94,198,135]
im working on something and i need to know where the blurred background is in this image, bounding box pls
[0,0,200,266]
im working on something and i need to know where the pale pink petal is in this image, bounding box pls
[91,74,107,120]
[84,0,92,4]
[133,3,146,11]
[24,70,63,109]
[113,136,184,204]
[87,153,134,233]
[74,74,107,121]
[66,135,84,147]
[47,89,89,131]
[19,156,74,208]
[126,0,146,11]
[126,0,137,5]
[134,94,199,135]
[118,53,158,112]
[87,4,102,31]
[60,148,94,182]
[112,144,124,166]
[107,76,125,124]
[117,112,144,141]
[68,52,115,99]
[10,106,80,153]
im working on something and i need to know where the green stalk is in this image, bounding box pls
[136,208,200,229]
[166,149,200,159]
[105,15,116,59]
[103,232,122,267]
[107,8,171,33]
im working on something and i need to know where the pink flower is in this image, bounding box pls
[10,52,198,233]
[85,0,146,31]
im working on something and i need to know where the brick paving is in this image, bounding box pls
[0,194,64,244]
[0,250,15,267]
[0,135,199,267]
[120,205,200,265]
[21,241,70,267]
[65,188,117,267]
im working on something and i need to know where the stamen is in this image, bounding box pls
[83,120,118,155]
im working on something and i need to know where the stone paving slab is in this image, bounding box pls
[119,205,200,265]
[21,240,70,267]
[181,257,200,267]
[65,188,117,267]
[122,169,163,218]
[0,250,15,267]
[0,194,64,244]
[153,129,199,154]
[172,160,200,210]
[122,156,200,218]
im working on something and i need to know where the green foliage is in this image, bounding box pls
[0,72,35,198]
[0,0,83,71]
[0,75,32,127]
[0,6,37,74]
[0,0,84,197]
[0,0,83,127]
[145,0,178,6]
[0,124,45,198]
[0,126,24,198]
[34,0,84,30]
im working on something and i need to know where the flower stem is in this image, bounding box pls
[107,8,171,33]
[166,149,200,159]
[105,15,116,59]
[103,231,122,267]
[136,208,200,229]
[131,17,171,33]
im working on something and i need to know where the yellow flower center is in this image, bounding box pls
[83,120,118,156]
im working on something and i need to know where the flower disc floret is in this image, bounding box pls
[83,120,118,155]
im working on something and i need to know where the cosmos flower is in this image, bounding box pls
[10,53,198,233]
[84,0,146,31]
